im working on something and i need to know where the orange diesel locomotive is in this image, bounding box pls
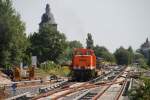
[71,48,97,81]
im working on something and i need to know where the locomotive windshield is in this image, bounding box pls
[74,50,92,55]
[86,51,91,55]
[75,51,83,55]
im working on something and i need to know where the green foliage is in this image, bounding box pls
[0,0,29,67]
[134,53,145,60]
[29,24,67,63]
[114,47,130,65]
[86,33,94,49]
[58,40,83,64]
[135,49,150,68]
[114,46,147,66]
[40,61,58,70]
[134,53,148,68]
[138,58,148,69]
[128,46,134,64]
[129,77,150,100]
[68,40,83,49]
[40,61,71,76]
[93,45,115,62]
[147,50,150,66]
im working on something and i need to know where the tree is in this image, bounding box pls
[30,24,67,63]
[65,40,83,60]
[86,33,94,49]
[68,40,83,49]
[147,50,150,66]
[0,0,29,67]
[133,52,148,68]
[67,40,82,58]
[58,40,83,64]
[114,47,130,65]
[134,53,145,60]
[128,46,134,64]
[93,45,108,56]
[30,4,67,64]
[129,77,150,100]
[93,45,115,62]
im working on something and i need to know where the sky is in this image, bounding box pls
[13,0,150,52]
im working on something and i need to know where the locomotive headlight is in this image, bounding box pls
[87,61,90,66]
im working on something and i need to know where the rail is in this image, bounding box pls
[92,67,126,100]
[73,90,90,100]
[114,78,127,100]
[39,80,68,93]
[32,66,127,100]
[6,92,31,100]
[51,84,96,100]
[51,66,127,100]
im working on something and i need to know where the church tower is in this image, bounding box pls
[39,4,57,30]
[146,37,149,43]
[140,37,150,58]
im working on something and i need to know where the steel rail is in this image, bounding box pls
[66,67,127,100]
[6,92,30,100]
[114,78,127,100]
[51,84,96,100]
[92,67,126,100]
[32,83,95,100]
[33,66,126,100]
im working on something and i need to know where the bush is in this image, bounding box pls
[39,61,71,76]
[40,61,59,71]
[129,77,150,100]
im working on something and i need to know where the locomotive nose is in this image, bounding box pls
[71,48,97,81]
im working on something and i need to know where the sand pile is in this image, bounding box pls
[0,71,11,85]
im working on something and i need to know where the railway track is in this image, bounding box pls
[114,79,128,100]
[92,79,127,100]
[5,79,69,100]
[93,70,128,100]
[61,89,89,100]
[6,66,128,100]
[32,67,116,99]
[38,66,127,100]
[58,66,127,100]
[75,87,103,100]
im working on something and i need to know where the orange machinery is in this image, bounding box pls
[13,66,34,81]
[71,48,97,81]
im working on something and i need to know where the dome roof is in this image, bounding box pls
[141,38,150,48]
[39,3,56,27]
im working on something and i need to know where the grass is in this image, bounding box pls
[35,66,71,78]
[48,66,71,76]
[35,68,49,78]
